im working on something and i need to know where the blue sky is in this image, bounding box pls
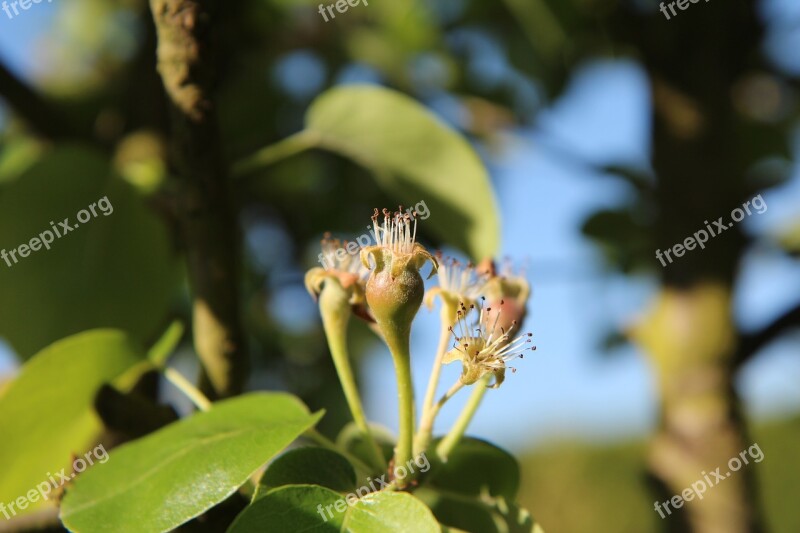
[2,0,800,453]
[359,57,800,451]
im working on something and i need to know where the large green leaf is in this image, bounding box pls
[416,487,544,533]
[343,491,440,532]
[256,447,356,495]
[418,439,545,532]
[229,484,440,533]
[427,438,520,500]
[60,393,323,533]
[0,330,147,517]
[307,85,499,260]
[239,85,500,260]
[0,145,180,357]
[229,484,344,533]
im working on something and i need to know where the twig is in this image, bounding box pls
[0,61,82,140]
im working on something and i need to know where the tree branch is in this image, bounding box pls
[150,0,247,398]
[0,61,80,140]
[735,301,800,367]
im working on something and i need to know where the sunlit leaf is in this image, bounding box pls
[238,86,501,261]
[306,85,500,260]
[0,330,146,517]
[61,393,323,533]
[343,490,440,532]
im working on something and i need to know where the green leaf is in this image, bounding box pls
[0,136,43,184]
[0,330,147,516]
[239,85,500,261]
[230,485,439,533]
[336,421,395,468]
[343,491,440,533]
[229,485,344,533]
[417,486,544,533]
[0,145,180,357]
[428,438,520,500]
[256,447,356,495]
[415,489,499,533]
[581,208,652,273]
[419,439,544,532]
[308,85,499,260]
[60,393,324,533]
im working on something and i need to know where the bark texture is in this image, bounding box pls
[150,0,246,397]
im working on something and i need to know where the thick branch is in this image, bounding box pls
[0,61,79,140]
[150,0,246,397]
[735,301,800,367]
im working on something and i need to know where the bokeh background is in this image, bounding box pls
[1,0,799,532]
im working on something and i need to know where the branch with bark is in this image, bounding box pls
[735,301,800,368]
[150,0,247,398]
[0,61,83,141]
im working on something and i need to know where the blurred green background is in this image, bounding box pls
[1,0,799,532]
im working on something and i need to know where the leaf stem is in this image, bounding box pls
[164,367,212,412]
[232,130,319,177]
[436,375,490,461]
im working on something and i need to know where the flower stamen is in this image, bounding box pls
[444,298,535,387]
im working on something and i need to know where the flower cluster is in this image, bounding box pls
[306,206,534,485]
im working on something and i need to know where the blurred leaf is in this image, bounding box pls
[0,136,43,184]
[581,208,652,273]
[307,85,500,260]
[239,85,501,260]
[0,145,181,357]
[427,437,520,500]
[501,0,566,62]
[344,4,439,86]
[601,165,653,194]
[61,393,323,533]
[336,421,395,466]
[0,330,146,517]
[256,447,356,495]
[229,484,344,533]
